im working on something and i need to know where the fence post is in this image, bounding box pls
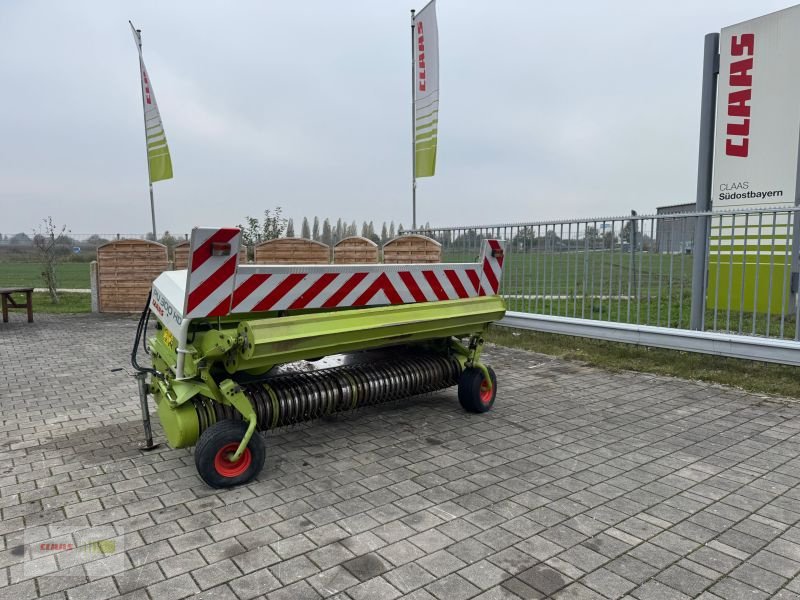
[90,260,99,313]
[690,32,719,331]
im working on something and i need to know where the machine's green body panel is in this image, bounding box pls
[230,297,505,371]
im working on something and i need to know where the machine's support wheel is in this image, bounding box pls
[195,420,266,488]
[458,366,497,413]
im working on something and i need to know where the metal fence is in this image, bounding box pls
[408,206,800,343]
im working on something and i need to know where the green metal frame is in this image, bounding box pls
[149,296,505,450]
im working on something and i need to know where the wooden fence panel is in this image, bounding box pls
[173,241,247,269]
[382,234,441,263]
[173,241,190,269]
[254,238,330,264]
[97,240,168,313]
[333,236,379,264]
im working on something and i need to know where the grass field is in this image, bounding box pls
[0,262,91,289]
[32,292,91,313]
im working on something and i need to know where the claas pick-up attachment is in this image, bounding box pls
[132,227,506,488]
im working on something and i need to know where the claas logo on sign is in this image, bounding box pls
[417,22,426,92]
[726,33,754,157]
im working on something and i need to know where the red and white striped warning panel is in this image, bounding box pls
[184,227,241,319]
[179,228,504,318]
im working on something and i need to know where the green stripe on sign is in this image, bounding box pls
[416,120,439,134]
[415,109,439,122]
[416,130,438,143]
[148,143,173,182]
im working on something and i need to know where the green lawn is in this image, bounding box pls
[33,292,91,313]
[0,262,91,289]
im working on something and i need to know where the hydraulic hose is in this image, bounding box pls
[131,290,163,379]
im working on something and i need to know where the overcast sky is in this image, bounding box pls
[0,1,793,236]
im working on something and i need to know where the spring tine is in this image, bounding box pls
[238,353,467,432]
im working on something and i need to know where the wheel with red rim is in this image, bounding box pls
[195,420,265,488]
[458,366,497,413]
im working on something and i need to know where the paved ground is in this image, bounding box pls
[2,313,800,600]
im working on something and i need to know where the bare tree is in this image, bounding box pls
[33,217,66,304]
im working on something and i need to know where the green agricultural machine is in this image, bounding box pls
[132,227,506,487]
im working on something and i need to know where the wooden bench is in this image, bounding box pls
[1,287,34,323]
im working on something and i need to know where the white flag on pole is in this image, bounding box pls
[413,0,438,177]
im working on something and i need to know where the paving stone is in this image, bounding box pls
[384,561,437,593]
[191,558,242,590]
[342,551,391,582]
[729,562,787,594]
[558,544,609,572]
[269,554,317,585]
[631,579,691,600]
[144,573,199,600]
[232,544,280,574]
[65,578,119,600]
[265,579,322,600]
[307,542,355,571]
[228,567,282,599]
[379,539,426,566]
[348,575,401,600]
[709,576,770,600]
[425,572,481,600]
[655,564,714,597]
[748,549,800,578]
[417,549,467,578]
[581,567,637,598]
[307,565,360,597]
[114,562,164,595]
[551,582,607,599]
[501,577,547,599]
[458,558,511,589]
[158,549,207,577]
[518,564,572,596]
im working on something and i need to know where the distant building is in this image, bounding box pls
[656,203,696,253]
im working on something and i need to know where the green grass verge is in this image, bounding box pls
[31,292,91,314]
[488,324,800,399]
[0,262,91,289]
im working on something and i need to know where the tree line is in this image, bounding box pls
[237,207,432,248]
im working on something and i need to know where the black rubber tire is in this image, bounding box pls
[458,366,497,413]
[195,420,266,488]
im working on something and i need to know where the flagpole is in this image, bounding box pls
[131,22,158,241]
[411,8,417,230]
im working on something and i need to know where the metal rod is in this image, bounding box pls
[780,211,791,338]
[411,9,417,230]
[690,32,719,330]
[739,213,749,334]
[766,211,778,336]
[135,371,158,451]
[726,213,736,331]
[752,212,764,334]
